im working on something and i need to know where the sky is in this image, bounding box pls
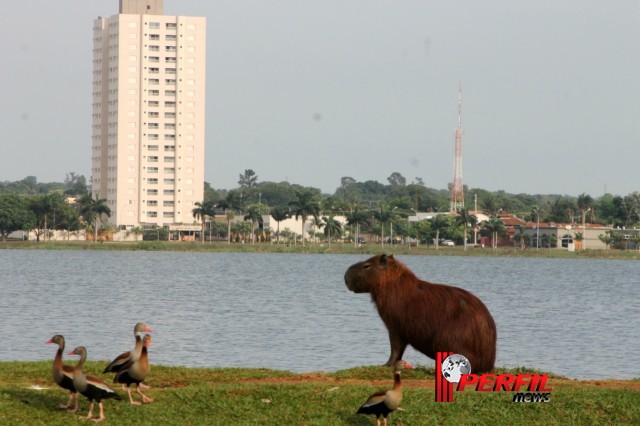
[1,1,639,197]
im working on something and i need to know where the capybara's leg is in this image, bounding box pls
[385,333,407,366]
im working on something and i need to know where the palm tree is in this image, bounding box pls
[374,206,395,247]
[482,216,506,250]
[243,204,263,243]
[311,216,325,243]
[456,209,477,251]
[431,214,449,250]
[192,200,215,243]
[127,226,145,242]
[322,215,342,248]
[270,206,289,244]
[288,190,320,247]
[346,208,370,246]
[78,194,111,243]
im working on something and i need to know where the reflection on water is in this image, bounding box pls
[0,250,637,379]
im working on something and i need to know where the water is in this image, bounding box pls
[0,250,637,379]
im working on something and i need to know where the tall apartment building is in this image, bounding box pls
[91,0,206,233]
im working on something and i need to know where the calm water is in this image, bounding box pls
[0,250,638,379]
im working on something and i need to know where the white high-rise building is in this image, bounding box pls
[91,0,206,233]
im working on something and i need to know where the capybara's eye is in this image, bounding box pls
[363,263,371,269]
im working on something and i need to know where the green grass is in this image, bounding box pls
[1,362,638,425]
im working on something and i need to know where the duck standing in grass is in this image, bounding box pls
[356,360,413,426]
[68,346,121,423]
[103,322,153,387]
[114,333,153,405]
[45,335,79,413]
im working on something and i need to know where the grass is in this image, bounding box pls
[1,362,638,425]
[3,239,640,260]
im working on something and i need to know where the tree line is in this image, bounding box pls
[2,170,640,244]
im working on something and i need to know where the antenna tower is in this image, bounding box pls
[449,84,465,212]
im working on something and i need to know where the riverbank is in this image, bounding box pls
[2,240,640,260]
[1,362,638,425]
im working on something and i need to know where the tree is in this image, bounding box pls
[238,169,258,193]
[192,200,215,243]
[346,208,370,246]
[456,209,477,251]
[311,215,324,243]
[78,194,111,242]
[387,172,406,187]
[127,226,145,242]
[431,215,450,250]
[270,206,289,244]
[288,190,320,247]
[243,204,263,243]
[64,172,90,198]
[482,216,506,250]
[30,194,58,241]
[322,215,342,247]
[0,194,35,240]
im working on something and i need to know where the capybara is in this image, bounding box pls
[344,254,496,373]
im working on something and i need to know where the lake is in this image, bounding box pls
[0,250,637,379]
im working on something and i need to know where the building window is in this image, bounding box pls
[147,200,158,206]
[147,189,158,195]
[149,45,159,51]
[149,67,159,74]
[164,189,175,195]
[148,101,159,107]
[165,90,176,97]
[164,101,176,108]
[148,156,159,162]
[148,134,159,140]
[164,178,175,185]
[165,79,176,85]
[166,23,177,30]
[149,90,159,96]
[165,68,176,74]
[166,35,177,41]
[149,34,160,40]
[148,211,158,218]
[148,178,158,184]
[149,22,160,29]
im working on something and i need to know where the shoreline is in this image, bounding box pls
[3,240,640,260]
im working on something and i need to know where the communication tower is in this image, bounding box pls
[449,84,465,212]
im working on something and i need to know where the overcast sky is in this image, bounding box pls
[2,1,639,196]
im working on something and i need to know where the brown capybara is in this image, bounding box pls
[344,254,496,373]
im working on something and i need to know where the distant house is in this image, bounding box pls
[498,213,611,250]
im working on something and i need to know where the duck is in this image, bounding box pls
[114,334,153,405]
[45,335,79,413]
[68,346,121,423]
[356,360,413,426]
[103,323,153,377]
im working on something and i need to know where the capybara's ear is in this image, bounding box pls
[389,255,394,259]
[380,254,388,265]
